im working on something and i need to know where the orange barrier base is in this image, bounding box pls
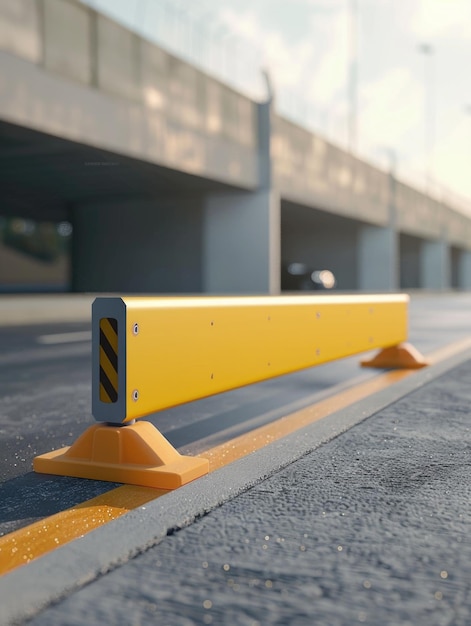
[361,342,429,370]
[34,421,209,490]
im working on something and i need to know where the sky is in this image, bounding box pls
[81,0,471,213]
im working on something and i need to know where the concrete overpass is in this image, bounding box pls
[1,0,471,293]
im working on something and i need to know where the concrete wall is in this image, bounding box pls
[358,226,399,291]
[43,0,93,85]
[421,238,450,290]
[281,205,359,290]
[0,241,69,290]
[0,0,258,189]
[400,234,421,289]
[443,205,471,250]
[273,116,390,227]
[450,247,461,289]
[457,251,471,289]
[71,196,204,293]
[0,0,41,63]
[449,247,471,290]
[204,190,280,294]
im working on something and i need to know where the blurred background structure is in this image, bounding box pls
[1,0,471,293]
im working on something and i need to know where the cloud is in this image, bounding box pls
[212,0,471,203]
[304,9,349,106]
[217,4,350,114]
[360,67,423,146]
[217,6,316,90]
[291,0,345,10]
[432,117,471,203]
[217,6,260,41]
[407,0,471,41]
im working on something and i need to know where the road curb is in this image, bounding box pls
[0,296,94,326]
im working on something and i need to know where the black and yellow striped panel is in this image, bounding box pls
[99,317,118,403]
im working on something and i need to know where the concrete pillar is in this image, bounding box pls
[357,165,399,291]
[203,189,280,294]
[71,196,204,293]
[399,234,421,289]
[458,250,471,289]
[203,99,280,294]
[420,238,450,290]
[358,225,399,291]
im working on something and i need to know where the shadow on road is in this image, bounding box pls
[0,472,120,536]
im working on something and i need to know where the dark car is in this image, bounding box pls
[281,262,336,291]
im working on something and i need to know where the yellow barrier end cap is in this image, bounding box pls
[33,421,209,490]
[360,342,429,370]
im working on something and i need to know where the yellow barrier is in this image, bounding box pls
[34,294,425,489]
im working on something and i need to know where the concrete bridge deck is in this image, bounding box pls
[1,0,471,294]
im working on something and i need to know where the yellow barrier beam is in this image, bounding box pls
[34,294,414,489]
[95,294,410,422]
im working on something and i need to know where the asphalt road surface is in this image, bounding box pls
[30,356,471,626]
[0,293,471,625]
[0,318,380,537]
[1,294,471,538]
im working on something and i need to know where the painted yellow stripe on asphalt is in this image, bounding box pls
[0,486,165,576]
[204,337,471,469]
[1,336,471,577]
[203,369,410,471]
[426,336,471,363]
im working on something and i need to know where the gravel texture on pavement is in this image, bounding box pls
[28,359,471,626]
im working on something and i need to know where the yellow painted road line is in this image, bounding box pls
[203,369,410,471]
[425,336,471,363]
[203,335,471,471]
[2,336,471,577]
[0,487,165,577]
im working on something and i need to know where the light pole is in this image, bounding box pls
[375,146,398,229]
[384,148,398,230]
[418,43,436,195]
[348,0,359,153]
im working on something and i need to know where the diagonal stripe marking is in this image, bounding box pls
[101,318,118,353]
[100,375,116,404]
[100,346,118,390]
[99,328,118,373]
